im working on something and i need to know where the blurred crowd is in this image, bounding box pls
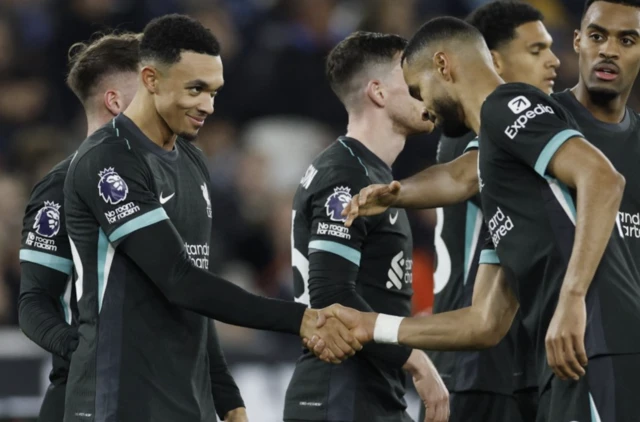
[0,0,639,361]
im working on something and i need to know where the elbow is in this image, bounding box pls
[474,327,504,349]
[594,164,625,203]
[473,315,508,349]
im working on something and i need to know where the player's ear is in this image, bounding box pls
[140,66,160,94]
[573,29,581,54]
[365,79,385,108]
[433,52,451,82]
[490,50,504,76]
[104,90,122,116]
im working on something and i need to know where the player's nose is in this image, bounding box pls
[198,96,215,116]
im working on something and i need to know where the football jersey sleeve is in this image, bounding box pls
[482,85,583,177]
[70,142,168,246]
[20,172,72,274]
[308,168,372,267]
[478,234,500,265]
[464,136,479,153]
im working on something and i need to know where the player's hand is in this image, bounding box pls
[545,292,588,381]
[224,407,248,422]
[303,304,376,354]
[406,350,449,422]
[341,181,402,227]
[299,307,363,364]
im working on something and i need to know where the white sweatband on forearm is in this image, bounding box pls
[373,314,404,344]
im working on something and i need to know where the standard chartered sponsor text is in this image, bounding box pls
[185,242,210,269]
[619,211,640,238]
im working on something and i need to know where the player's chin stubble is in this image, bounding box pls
[178,131,198,142]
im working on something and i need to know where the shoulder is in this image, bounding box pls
[307,146,370,195]
[30,155,74,199]
[437,132,477,163]
[484,83,558,112]
[482,83,575,137]
[71,128,142,173]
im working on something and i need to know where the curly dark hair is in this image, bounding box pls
[66,31,141,104]
[139,14,220,65]
[466,1,544,51]
[326,31,407,105]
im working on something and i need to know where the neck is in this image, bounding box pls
[123,91,177,150]
[86,112,112,137]
[571,80,628,124]
[345,109,406,167]
[459,70,503,134]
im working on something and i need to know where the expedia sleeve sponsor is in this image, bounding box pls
[482,84,583,175]
[72,144,168,243]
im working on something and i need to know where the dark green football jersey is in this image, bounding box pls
[553,89,640,273]
[478,83,640,390]
[285,137,414,422]
[430,132,517,395]
[63,114,217,422]
[20,155,76,384]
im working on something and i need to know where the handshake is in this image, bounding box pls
[299,304,392,363]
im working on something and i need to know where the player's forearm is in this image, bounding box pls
[562,170,625,297]
[18,263,77,358]
[308,252,412,367]
[396,307,500,350]
[120,222,308,334]
[396,153,478,209]
[207,321,245,419]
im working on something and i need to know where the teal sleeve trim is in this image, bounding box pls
[19,249,73,275]
[534,129,583,176]
[464,138,479,153]
[479,249,500,265]
[109,208,169,242]
[308,240,361,266]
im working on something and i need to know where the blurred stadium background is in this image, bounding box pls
[0,0,637,421]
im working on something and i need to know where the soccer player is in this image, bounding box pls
[19,32,247,422]
[317,16,640,421]
[420,3,558,422]
[552,0,640,262]
[62,14,361,422]
[284,32,449,422]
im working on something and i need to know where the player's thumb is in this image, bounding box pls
[389,180,401,195]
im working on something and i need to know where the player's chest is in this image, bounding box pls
[360,209,413,295]
[147,158,213,236]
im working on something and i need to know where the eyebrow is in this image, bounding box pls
[185,79,224,91]
[528,41,551,50]
[587,23,640,38]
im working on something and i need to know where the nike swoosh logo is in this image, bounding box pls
[159,192,175,205]
[389,211,399,225]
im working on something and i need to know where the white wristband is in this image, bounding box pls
[373,314,404,344]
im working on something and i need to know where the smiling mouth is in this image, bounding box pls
[188,116,205,127]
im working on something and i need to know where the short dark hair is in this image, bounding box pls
[326,31,407,104]
[582,0,640,18]
[66,32,141,104]
[466,1,544,50]
[402,17,484,65]
[139,14,221,66]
